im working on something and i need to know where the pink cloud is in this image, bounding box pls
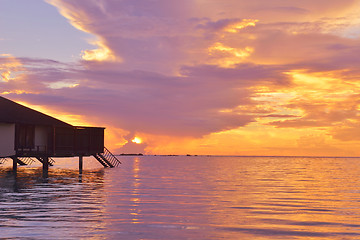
[2,61,264,136]
[2,0,360,147]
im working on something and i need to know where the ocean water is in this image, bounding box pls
[1,155,360,239]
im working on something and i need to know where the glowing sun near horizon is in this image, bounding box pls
[132,137,143,144]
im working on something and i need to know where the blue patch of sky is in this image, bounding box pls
[0,0,94,62]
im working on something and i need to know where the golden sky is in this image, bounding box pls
[1,0,360,156]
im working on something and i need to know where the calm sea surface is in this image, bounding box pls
[1,156,360,239]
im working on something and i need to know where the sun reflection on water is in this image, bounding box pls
[1,156,360,239]
[130,157,141,224]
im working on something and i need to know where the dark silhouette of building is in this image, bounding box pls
[0,96,121,171]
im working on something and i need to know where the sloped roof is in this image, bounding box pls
[0,96,73,127]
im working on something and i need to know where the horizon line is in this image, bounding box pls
[116,154,360,158]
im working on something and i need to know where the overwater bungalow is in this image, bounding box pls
[0,96,121,171]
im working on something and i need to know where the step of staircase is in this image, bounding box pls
[35,157,55,166]
[93,147,121,168]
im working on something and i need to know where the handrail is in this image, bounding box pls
[48,157,55,165]
[19,157,35,165]
[35,156,55,166]
[102,147,122,167]
[92,147,121,168]
[0,157,53,166]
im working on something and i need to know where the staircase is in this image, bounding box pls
[93,147,121,168]
[35,157,55,166]
[0,157,36,166]
[17,157,36,166]
[0,158,7,164]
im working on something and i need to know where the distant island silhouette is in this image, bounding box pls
[119,153,143,156]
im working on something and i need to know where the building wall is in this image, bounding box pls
[34,126,48,152]
[0,123,15,157]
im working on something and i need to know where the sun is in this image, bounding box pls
[132,137,142,144]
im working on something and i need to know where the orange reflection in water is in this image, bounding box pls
[0,167,108,238]
[130,157,142,224]
[204,156,360,239]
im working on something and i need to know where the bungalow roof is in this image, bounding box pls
[0,96,73,128]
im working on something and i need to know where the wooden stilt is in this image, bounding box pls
[42,156,49,179]
[42,156,49,171]
[11,156,17,172]
[79,155,83,174]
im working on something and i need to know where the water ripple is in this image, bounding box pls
[1,156,360,239]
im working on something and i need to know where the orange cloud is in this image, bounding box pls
[81,40,119,62]
[0,54,22,82]
[225,19,259,33]
[208,42,254,67]
[3,1,360,156]
[47,0,120,63]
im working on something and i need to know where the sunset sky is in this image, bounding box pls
[1,0,360,156]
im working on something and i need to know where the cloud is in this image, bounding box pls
[2,0,360,153]
[332,124,360,141]
[2,60,265,136]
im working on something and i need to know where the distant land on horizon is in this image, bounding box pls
[115,154,360,158]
